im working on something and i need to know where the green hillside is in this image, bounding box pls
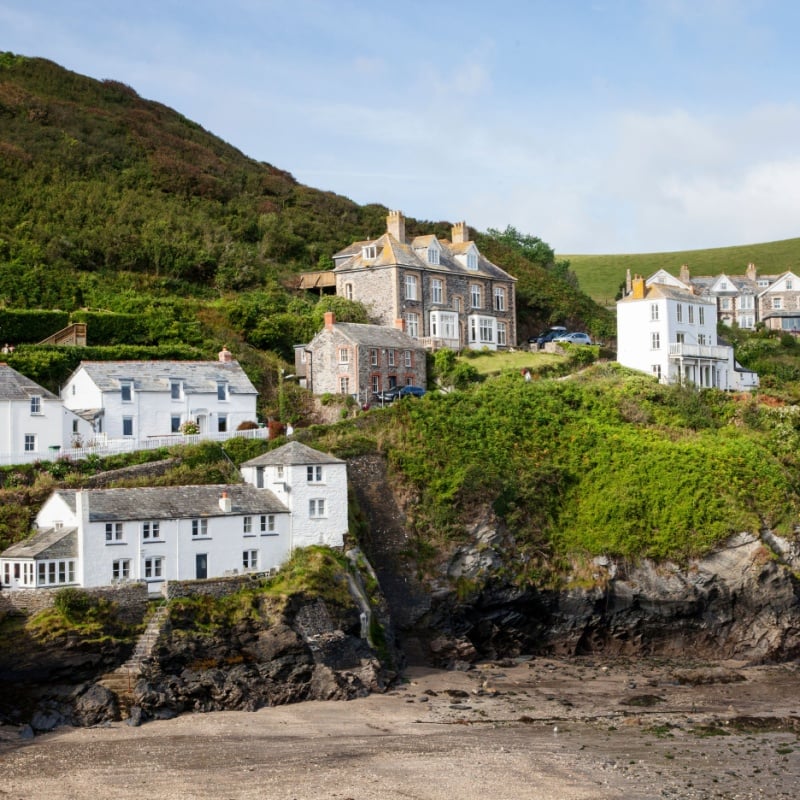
[564,238,800,306]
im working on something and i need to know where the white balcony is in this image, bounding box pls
[668,342,730,361]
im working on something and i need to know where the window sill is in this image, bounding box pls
[191,536,212,541]
[143,539,165,544]
[260,532,279,537]
[105,541,127,546]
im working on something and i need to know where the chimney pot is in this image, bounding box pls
[219,346,233,363]
[324,311,335,330]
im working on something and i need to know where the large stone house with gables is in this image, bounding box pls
[331,211,517,351]
[300,312,426,406]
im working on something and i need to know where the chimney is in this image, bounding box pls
[394,317,406,332]
[746,262,757,281]
[387,210,406,242]
[625,268,632,295]
[324,311,335,330]
[631,274,646,299]
[679,264,690,284]
[218,346,233,363]
[219,491,232,513]
[451,221,468,244]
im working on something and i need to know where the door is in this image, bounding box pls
[195,553,208,579]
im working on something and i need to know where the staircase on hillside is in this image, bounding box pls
[99,604,170,709]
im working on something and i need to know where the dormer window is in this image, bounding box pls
[467,249,478,270]
[427,247,440,265]
[170,381,182,400]
[217,381,228,401]
[362,245,377,260]
[120,382,132,402]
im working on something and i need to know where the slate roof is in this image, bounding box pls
[333,232,515,283]
[66,361,258,396]
[56,484,287,521]
[241,440,344,468]
[0,364,58,402]
[321,321,425,350]
[2,527,77,560]
[620,283,715,305]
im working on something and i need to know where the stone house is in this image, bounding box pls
[300,311,426,405]
[0,441,348,594]
[60,348,258,445]
[617,273,759,391]
[330,211,517,351]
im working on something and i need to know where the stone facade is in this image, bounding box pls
[0,581,149,620]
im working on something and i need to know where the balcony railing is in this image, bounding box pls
[668,342,730,361]
[419,336,461,351]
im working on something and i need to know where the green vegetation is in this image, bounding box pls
[565,238,800,305]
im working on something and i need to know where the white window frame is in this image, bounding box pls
[24,434,36,452]
[192,518,209,537]
[467,250,478,270]
[470,284,482,309]
[30,396,42,414]
[405,274,418,301]
[170,381,182,400]
[260,514,276,534]
[243,516,253,535]
[105,522,123,543]
[774,297,783,310]
[112,559,130,581]
[142,521,161,540]
[650,303,659,321]
[676,304,682,322]
[120,382,133,402]
[427,247,440,265]
[144,556,163,579]
[309,498,326,518]
[431,278,443,304]
[651,332,661,350]
[338,348,349,364]
[122,417,134,437]
[345,283,353,300]
[497,321,507,346]
[339,376,350,394]
[388,349,396,367]
[307,465,323,483]
[370,349,378,366]
[217,382,228,401]
[243,550,258,570]
[494,287,506,312]
[362,245,376,259]
[405,313,419,338]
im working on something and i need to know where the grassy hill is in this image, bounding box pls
[564,238,800,306]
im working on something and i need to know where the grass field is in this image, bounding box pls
[563,237,800,306]
[461,349,566,376]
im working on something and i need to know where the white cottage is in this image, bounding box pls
[0,441,349,593]
[60,349,258,444]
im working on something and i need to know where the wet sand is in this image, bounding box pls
[2,657,799,799]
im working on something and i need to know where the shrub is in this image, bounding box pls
[53,588,95,623]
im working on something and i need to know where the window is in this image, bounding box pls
[787,280,794,290]
[371,375,380,394]
[676,304,682,322]
[498,321,507,346]
[774,297,783,310]
[479,317,494,343]
[30,396,41,414]
[122,417,133,437]
[243,550,258,570]
[404,350,412,368]
[105,522,123,543]
[454,296,462,312]
[243,516,253,535]
[339,376,350,394]
[307,465,323,482]
[431,278,443,304]
[467,251,478,270]
[120,382,132,402]
[688,306,694,324]
[170,381,181,400]
[338,348,349,364]
[427,247,440,265]
[192,518,208,537]
[720,281,728,290]
[309,498,326,518]
[362,245,376,259]
[740,295,754,310]
[720,297,731,310]
[171,415,181,433]
[405,313,419,338]
[699,307,705,325]
[698,334,707,345]
[676,332,685,344]
[470,284,482,308]
[142,522,160,540]
[217,381,227,401]
[217,414,227,433]
[650,304,659,321]
[255,467,265,488]
[405,274,418,301]
[260,515,275,534]
[112,559,130,580]
[388,349,396,367]
[144,556,163,579]
[345,283,353,300]
[651,332,660,350]
[652,364,662,380]
[38,560,75,586]
[72,419,79,434]
[494,288,506,312]
[370,349,378,366]
[24,434,36,452]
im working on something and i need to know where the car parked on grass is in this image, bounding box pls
[553,332,592,345]
[373,386,402,405]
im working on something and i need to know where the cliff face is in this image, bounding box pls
[349,455,800,666]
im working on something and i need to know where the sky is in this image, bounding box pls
[2,0,800,255]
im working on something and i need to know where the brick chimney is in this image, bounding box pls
[218,346,233,363]
[631,274,646,299]
[451,221,468,244]
[324,311,335,330]
[394,317,406,332]
[679,264,691,284]
[746,262,757,281]
[387,210,406,242]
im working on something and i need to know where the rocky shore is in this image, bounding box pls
[2,657,799,800]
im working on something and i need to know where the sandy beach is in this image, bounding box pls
[2,657,799,799]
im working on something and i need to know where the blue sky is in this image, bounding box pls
[2,0,800,254]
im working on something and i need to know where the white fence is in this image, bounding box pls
[0,427,270,468]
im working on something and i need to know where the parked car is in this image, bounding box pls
[529,326,567,347]
[553,332,592,345]
[397,385,426,399]
[373,386,402,404]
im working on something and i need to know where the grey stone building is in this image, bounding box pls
[331,211,517,351]
[302,312,426,405]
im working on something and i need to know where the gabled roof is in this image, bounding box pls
[0,364,58,402]
[758,270,800,296]
[56,484,287,521]
[65,361,258,395]
[241,440,345,468]
[1,527,77,560]
[313,321,425,350]
[620,283,715,305]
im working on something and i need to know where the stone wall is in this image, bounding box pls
[0,581,149,622]
[162,573,267,601]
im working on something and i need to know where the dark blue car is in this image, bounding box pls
[398,385,426,399]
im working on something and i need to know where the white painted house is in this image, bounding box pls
[0,363,89,458]
[617,274,759,391]
[60,349,258,445]
[0,441,348,594]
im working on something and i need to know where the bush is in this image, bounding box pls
[53,588,95,623]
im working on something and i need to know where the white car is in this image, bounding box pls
[553,332,592,345]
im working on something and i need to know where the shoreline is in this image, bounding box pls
[2,657,799,799]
